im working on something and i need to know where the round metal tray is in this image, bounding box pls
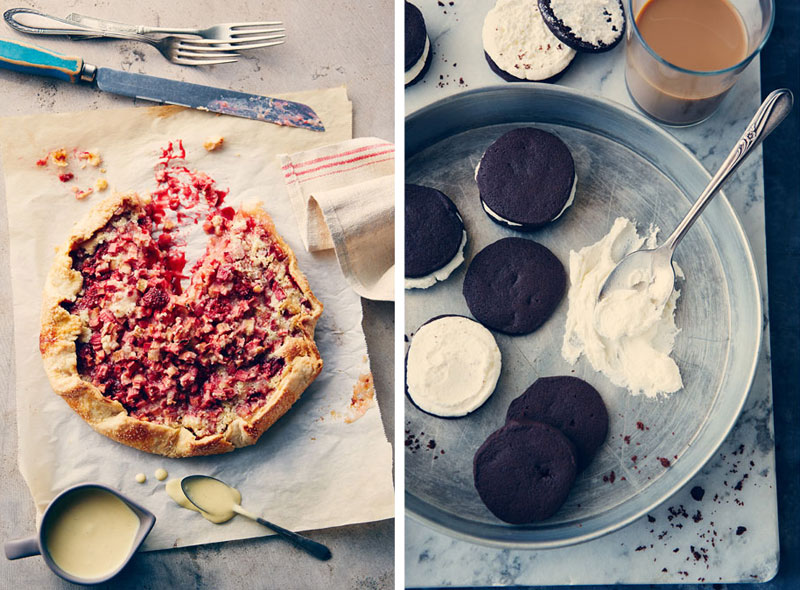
[404,85,762,549]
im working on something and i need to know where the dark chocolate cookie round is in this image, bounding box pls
[538,0,625,53]
[477,128,576,230]
[462,237,565,335]
[405,184,464,279]
[405,2,428,71]
[507,376,608,470]
[473,420,577,523]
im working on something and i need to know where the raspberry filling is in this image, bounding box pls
[65,205,314,437]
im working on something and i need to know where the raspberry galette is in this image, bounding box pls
[40,192,323,457]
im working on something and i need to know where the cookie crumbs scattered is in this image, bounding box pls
[96,178,109,191]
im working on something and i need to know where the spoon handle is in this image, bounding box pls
[664,88,793,252]
[253,515,332,561]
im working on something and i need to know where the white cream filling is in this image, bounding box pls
[548,0,624,46]
[482,0,576,80]
[407,316,502,417]
[476,159,577,226]
[405,36,430,85]
[561,217,683,398]
[405,230,467,290]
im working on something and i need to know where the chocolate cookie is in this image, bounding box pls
[507,376,608,470]
[405,184,466,286]
[405,2,432,87]
[462,237,565,335]
[473,420,577,523]
[477,128,576,230]
[539,0,625,53]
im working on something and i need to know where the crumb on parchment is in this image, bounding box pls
[51,148,68,167]
[344,373,376,424]
[96,178,108,191]
[72,186,93,200]
[203,136,224,151]
[77,150,102,168]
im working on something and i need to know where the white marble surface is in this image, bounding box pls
[0,1,394,589]
[405,1,778,586]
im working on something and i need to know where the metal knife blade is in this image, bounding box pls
[0,37,324,131]
[94,68,325,131]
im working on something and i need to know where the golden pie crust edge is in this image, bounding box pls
[39,192,323,458]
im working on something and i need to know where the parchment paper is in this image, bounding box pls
[0,86,394,550]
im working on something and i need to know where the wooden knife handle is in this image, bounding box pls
[0,37,82,83]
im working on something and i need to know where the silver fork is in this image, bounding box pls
[4,9,246,65]
[123,34,241,66]
[66,13,286,51]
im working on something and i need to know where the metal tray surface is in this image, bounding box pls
[404,85,762,549]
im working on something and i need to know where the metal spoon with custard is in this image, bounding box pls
[175,475,332,561]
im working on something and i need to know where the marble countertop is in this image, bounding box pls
[0,1,393,589]
[405,1,779,586]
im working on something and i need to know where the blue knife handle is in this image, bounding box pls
[0,37,82,83]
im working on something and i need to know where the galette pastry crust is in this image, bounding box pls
[40,192,323,457]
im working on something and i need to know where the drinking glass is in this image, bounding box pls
[625,0,774,126]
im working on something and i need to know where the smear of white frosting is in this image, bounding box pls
[562,217,683,398]
[405,36,430,85]
[405,230,467,290]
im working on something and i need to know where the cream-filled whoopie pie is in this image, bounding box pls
[405,184,467,290]
[406,315,501,417]
[405,2,433,86]
[482,0,576,82]
[476,127,577,230]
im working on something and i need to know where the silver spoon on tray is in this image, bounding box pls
[598,88,793,307]
[180,475,332,561]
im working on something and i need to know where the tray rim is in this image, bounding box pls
[404,83,763,549]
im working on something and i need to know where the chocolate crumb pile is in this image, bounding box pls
[405,424,446,460]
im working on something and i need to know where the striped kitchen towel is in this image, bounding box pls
[279,137,394,301]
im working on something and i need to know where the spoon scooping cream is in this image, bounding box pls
[598,89,793,305]
[179,475,332,561]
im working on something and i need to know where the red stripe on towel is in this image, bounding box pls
[284,148,395,179]
[281,143,391,171]
[285,156,394,185]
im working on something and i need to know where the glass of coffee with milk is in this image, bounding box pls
[625,0,774,126]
